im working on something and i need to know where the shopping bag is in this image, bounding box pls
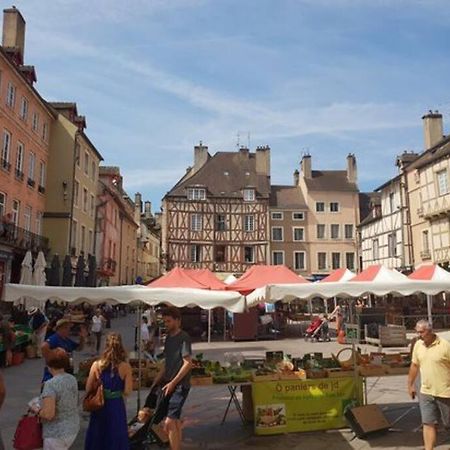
[13,414,43,450]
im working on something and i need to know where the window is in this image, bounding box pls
[318,252,327,270]
[293,227,304,241]
[28,152,35,182]
[332,252,341,270]
[271,212,283,220]
[294,251,306,270]
[83,188,88,212]
[24,206,32,232]
[0,192,6,218]
[216,214,226,231]
[16,142,24,176]
[422,230,430,252]
[330,202,339,212]
[243,189,255,201]
[32,112,39,132]
[39,161,46,188]
[35,211,42,235]
[389,192,395,213]
[346,252,355,271]
[214,245,226,263]
[316,202,325,213]
[317,224,326,239]
[244,246,254,263]
[344,224,354,239]
[190,244,201,262]
[71,221,78,250]
[90,194,95,217]
[272,251,284,265]
[84,152,89,175]
[91,161,96,180]
[89,230,94,254]
[42,123,48,142]
[190,213,202,231]
[81,225,86,254]
[74,180,80,206]
[388,233,397,257]
[20,97,28,120]
[187,188,206,200]
[12,200,20,226]
[272,227,283,241]
[330,224,340,239]
[1,130,11,168]
[292,212,304,221]
[437,170,449,196]
[75,144,81,167]
[6,82,16,108]
[373,239,379,260]
[244,215,255,232]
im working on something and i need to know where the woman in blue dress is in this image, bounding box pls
[85,333,133,450]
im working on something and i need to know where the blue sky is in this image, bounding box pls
[11,0,450,209]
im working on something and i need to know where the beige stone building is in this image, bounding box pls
[134,194,161,282]
[43,103,103,262]
[406,112,450,268]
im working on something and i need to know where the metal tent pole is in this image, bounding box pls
[137,303,142,412]
[223,308,227,341]
[427,294,433,327]
[208,309,212,343]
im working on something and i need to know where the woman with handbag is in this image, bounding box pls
[85,333,132,450]
[39,349,80,449]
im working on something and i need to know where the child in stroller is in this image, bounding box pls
[304,315,331,342]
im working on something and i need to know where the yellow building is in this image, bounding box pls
[43,103,103,263]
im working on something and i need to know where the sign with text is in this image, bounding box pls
[252,377,362,435]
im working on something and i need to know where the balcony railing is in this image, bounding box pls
[15,169,24,181]
[27,178,35,188]
[1,158,11,172]
[420,249,431,260]
[0,222,49,251]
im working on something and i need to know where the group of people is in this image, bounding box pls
[0,305,191,450]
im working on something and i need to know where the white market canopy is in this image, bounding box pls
[246,265,450,306]
[3,284,246,313]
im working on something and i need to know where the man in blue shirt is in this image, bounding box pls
[41,319,87,383]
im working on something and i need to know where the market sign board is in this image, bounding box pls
[253,377,362,435]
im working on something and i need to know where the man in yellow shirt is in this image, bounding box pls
[408,320,450,450]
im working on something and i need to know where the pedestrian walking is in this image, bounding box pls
[39,349,80,450]
[150,307,192,450]
[41,319,87,383]
[91,309,106,354]
[29,307,49,358]
[85,333,132,450]
[0,371,5,450]
[408,320,450,450]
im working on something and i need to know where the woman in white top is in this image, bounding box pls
[91,309,106,354]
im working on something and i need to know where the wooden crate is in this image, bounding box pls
[325,368,352,378]
[385,366,409,375]
[365,325,407,347]
[358,365,387,377]
[251,373,279,382]
[306,369,328,379]
[278,371,307,380]
[191,376,213,386]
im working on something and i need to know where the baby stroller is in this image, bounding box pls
[128,386,169,449]
[304,316,331,342]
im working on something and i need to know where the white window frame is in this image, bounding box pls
[12,199,20,226]
[190,244,202,262]
[24,205,32,232]
[16,141,24,174]
[39,161,46,188]
[422,230,430,252]
[389,192,395,213]
[271,226,284,241]
[243,189,255,202]
[35,211,42,236]
[20,96,28,120]
[344,224,354,239]
[28,152,35,181]
[331,252,341,270]
[373,239,380,260]
[388,232,397,257]
[316,202,325,213]
[42,123,48,142]
[0,192,6,218]
[330,202,340,213]
[2,130,11,165]
[187,188,206,201]
[272,251,284,265]
[190,213,202,231]
[317,252,327,271]
[292,212,305,221]
[437,169,449,196]
[216,214,226,231]
[317,224,326,239]
[32,112,39,132]
[293,251,306,270]
[6,82,16,108]
[293,227,305,242]
[271,212,283,220]
[244,214,255,232]
[330,224,340,239]
[345,252,355,271]
[244,246,254,263]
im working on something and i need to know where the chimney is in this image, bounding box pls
[256,145,271,177]
[346,153,357,183]
[2,6,26,64]
[239,146,249,158]
[134,193,142,213]
[301,154,312,179]
[144,201,152,219]
[422,110,443,150]
[293,169,299,186]
[194,141,209,172]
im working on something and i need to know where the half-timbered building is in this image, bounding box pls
[162,144,271,274]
